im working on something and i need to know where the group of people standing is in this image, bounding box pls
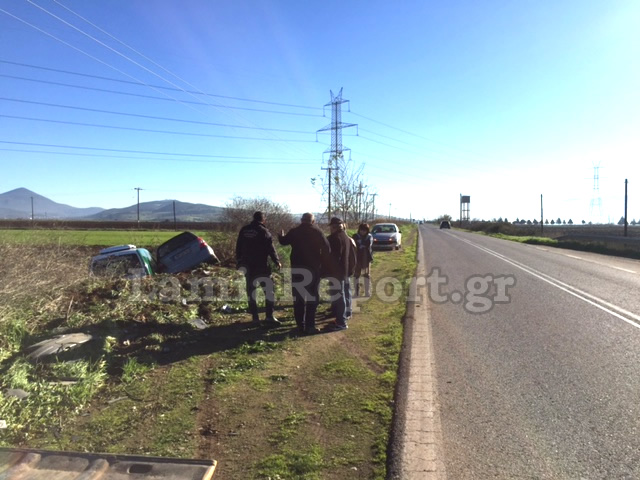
[235,211,373,335]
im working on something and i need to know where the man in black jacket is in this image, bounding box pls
[326,217,356,331]
[236,211,281,325]
[278,212,330,334]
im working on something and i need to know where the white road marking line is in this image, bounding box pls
[447,233,640,330]
[474,233,638,274]
[611,265,637,274]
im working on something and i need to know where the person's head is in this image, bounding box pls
[253,211,265,223]
[301,212,315,224]
[358,223,370,235]
[329,217,344,232]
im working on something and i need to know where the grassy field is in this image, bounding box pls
[0,229,212,248]
[0,225,417,479]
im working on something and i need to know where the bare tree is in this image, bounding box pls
[223,196,294,235]
[315,155,376,226]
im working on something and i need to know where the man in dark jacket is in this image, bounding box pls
[236,211,281,325]
[278,212,330,334]
[325,217,356,331]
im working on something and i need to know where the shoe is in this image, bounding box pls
[303,327,321,335]
[324,322,348,331]
[265,316,281,326]
[251,316,261,324]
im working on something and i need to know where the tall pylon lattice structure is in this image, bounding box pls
[589,164,603,223]
[316,88,357,222]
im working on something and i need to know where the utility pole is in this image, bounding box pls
[30,196,34,224]
[371,193,378,221]
[173,200,177,231]
[540,194,544,235]
[388,203,391,221]
[624,179,628,237]
[356,182,365,223]
[134,187,143,228]
[316,88,357,224]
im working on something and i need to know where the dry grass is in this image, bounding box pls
[0,242,93,360]
[0,243,90,303]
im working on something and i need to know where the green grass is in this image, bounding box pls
[0,224,419,479]
[0,229,212,247]
[489,232,558,245]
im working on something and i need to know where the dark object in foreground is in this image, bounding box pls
[0,447,216,479]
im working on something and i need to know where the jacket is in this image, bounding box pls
[353,232,373,266]
[278,223,330,272]
[236,220,280,273]
[328,229,357,279]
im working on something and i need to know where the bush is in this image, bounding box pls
[222,197,294,240]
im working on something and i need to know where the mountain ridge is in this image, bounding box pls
[0,188,224,221]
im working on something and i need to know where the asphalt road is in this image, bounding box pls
[421,225,640,479]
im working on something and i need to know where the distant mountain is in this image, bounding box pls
[0,188,104,219]
[0,188,225,222]
[86,199,225,222]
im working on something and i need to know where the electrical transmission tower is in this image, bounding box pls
[316,88,357,222]
[589,164,603,223]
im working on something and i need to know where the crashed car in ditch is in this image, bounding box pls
[155,231,219,273]
[89,244,155,278]
[90,232,218,277]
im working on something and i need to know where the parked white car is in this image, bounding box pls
[371,223,402,250]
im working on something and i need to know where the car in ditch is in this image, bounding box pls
[90,232,219,278]
[89,244,155,278]
[371,223,402,250]
[155,231,219,274]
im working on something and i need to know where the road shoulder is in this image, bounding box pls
[388,226,446,479]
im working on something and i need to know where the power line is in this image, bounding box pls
[0,114,324,142]
[0,74,323,117]
[0,140,318,161]
[0,97,318,133]
[0,148,317,165]
[0,59,322,111]
[17,0,320,158]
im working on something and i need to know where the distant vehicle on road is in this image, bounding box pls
[90,244,155,278]
[156,231,219,273]
[372,223,402,250]
[440,221,451,229]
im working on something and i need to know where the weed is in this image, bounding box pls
[269,411,308,444]
[255,445,324,479]
[121,357,152,384]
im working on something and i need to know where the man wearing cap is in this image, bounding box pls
[278,213,331,334]
[236,211,281,326]
[325,217,356,331]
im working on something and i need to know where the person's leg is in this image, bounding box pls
[258,275,276,320]
[364,265,371,297]
[344,277,352,319]
[292,270,310,331]
[305,271,321,332]
[331,279,346,325]
[246,274,259,322]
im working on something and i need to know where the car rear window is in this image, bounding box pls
[91,253,143,277]
[373,225,397,233]
[157,232,198,258]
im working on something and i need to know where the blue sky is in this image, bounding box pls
[1,0,639,223]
